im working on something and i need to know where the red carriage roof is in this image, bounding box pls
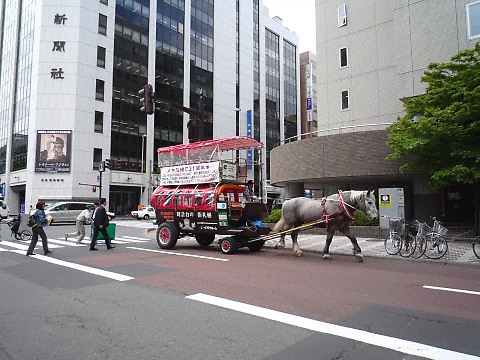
[157,136,264,156]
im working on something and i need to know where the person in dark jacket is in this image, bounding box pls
[90,198,115,251]
[26,201,52,256]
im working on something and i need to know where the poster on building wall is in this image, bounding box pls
[35,130,72,173]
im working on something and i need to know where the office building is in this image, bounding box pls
[0,0,300,215]
[271,0,479,222]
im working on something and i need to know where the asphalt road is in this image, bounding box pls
[0,220,479,359]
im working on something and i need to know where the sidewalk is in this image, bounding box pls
[145,224,480,265]
[262,234,480,265]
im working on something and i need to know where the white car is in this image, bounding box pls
[131,206,156,220]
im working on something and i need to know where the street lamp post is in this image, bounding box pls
[141,134,146,205]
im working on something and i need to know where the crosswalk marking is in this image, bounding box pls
[0,235,151,254]
[10,249,134,281]
[50,238,86,246]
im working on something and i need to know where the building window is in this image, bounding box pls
[100,0,108,5]
[338,5,347,27]
[466,1,480,39]
[93,148,102,170]
[340,47,348,68]
[97,46,106,68]
[95,111,104,133]
[98,14,107,35]
[341,90,349,110]
[96,79,105,101]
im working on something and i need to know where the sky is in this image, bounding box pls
[262,0,316,54]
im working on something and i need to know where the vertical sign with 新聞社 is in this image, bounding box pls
[247,110,253,169]
[306,62,313,122]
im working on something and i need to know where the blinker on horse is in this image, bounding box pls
[273,190,378,262]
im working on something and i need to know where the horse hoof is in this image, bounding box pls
[275,244,285,250]
[354,253,364,262]
[323,254,331,260]
[294,251,303,257]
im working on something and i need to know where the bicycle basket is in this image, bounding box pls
[421,224,432,235]
[388,219,403,232]
[433,222,448,236]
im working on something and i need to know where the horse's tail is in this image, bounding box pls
[273,215,285,233]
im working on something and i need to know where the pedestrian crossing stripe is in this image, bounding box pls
[0,236,151,252]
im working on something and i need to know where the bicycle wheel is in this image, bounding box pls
[384,232,402,255]
[424,234,448,260]
[399,234,416,258]
[473,236,480,259]
[411,233,427,259]
[20,230,32,241]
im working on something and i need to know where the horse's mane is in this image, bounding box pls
[348,190,365,205]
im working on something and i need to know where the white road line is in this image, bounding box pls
[423,285,480,296]
[187,293,479,360]
[121,236,150,241]
[0,240,29,250]
[11,250,134,281]
[50,238,86,247]
[128,247,228,262]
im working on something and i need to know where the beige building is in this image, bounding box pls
[300,52,318,137]
[271,0,480,223]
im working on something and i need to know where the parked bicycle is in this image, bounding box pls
[422,217,448,260]
[410,219,427,259]
[1,215,32,241]
[383,216,416,257]
[472,235,480,259]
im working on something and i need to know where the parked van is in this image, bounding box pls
[44,202,92,223]
[0,200,9,219]
[44,201,116,223]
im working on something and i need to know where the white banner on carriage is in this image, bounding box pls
[160,161,220,185]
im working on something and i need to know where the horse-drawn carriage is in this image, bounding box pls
[152,136,271,254]
[152,136,379,260]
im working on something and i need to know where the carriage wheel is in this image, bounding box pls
[247,240,265,252]
[195,234,215,247]
[20,230,32,241]
[219,237,238,255]
[156,222,178,249]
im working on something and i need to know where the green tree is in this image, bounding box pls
[387,42,480,233]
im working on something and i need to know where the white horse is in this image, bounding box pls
[274,190,378,262]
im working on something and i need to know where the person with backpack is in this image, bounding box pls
[26,201,52,256]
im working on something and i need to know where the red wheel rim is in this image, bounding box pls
[221,239,231,252]
[159,228,170,244]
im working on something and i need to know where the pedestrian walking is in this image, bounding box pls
[26,201,52,256]
[90,198,115,251]
[65,204,94,244]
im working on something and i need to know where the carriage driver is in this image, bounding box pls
[243,180,258,202]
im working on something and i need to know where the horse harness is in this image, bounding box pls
[320,191,359,226]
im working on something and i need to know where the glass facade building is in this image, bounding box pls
[0,0,299,215]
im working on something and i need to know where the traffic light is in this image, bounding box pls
[92,186,97,193]
[104,159,111,169]
[138,84,154,115]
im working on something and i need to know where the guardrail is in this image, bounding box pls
[274,123,393,148]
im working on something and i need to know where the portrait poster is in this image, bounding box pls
[35,130,72,173]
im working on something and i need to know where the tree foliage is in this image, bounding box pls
[387,42,480,189]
